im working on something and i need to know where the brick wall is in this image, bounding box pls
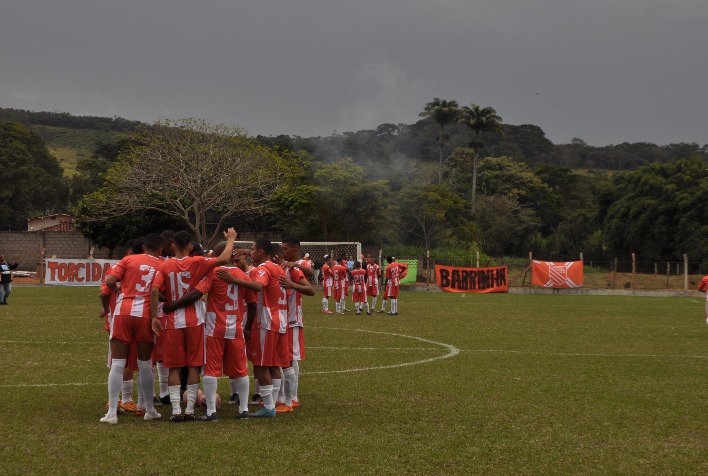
[0,231,117,272]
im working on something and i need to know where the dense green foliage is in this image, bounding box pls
[0,122,68,230]
[0,106,705,264]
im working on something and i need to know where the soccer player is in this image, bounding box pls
[99,241,142,416]
[161,240,259,421]
[366,257,381,311]
[277,237,315,411]
[150,228,237,422]
[332,257,349,314]
[698,274,708,325]
[320,255,334,314]
[101,233,164,424]
[153,230,176,406]
[381,256,408,315]
[244,238,288,418]
[351,261,369,315]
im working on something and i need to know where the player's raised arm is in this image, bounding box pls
[214,228,238,266]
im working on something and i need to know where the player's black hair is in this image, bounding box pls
[281,236,301,247]
[271,243,284,258]
[143,233,164,253]
[354,260,361,268]
[132,236,145,255]
[386,256,394,263]
[174,231,192,249]
[161,229,176,242]
[212,241,227,256]
[254,237,273,256]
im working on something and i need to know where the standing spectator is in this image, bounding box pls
[0,255,20,305]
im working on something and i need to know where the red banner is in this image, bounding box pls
[532,260,583,288]
[435,265,509,293]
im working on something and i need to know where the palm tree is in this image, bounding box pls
[419,98,460,184]
[457,104,503,212]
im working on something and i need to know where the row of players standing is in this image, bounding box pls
[100,229,314,423]
[320,255,408,316]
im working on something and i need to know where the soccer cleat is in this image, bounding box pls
[343,308,351,312]
[159,394,171,405]
[250,393,263,405]
[200,412,218,422]
[366,311,371,315]
[120,401,138,412]
[153,396,162,406]
[237,411,249,419]
[275,402,293,414]
[323,310,333,314]
[135,408,146,417]
[248,407,276,418]
[143,409,161,421]
[387,311,398,315]
[183,413,196,422]
[291,400,300,408]
[336,311,344,315]
[229,393,239,405]
[170,414,184,422]
[99,413,118,424]
[377,309,386,313]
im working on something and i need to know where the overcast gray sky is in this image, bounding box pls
[1,0,706,146]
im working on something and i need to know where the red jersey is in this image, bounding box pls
[366,262,380,287]
[698,276,708,292]
[251,261,288,333]
[322,264,332,285]
[153,256,218,329]
[99,264,120,332]
[385,261,406,287]
[332,264,348,291]
[197,266,256,340]
[286,266,306,328]
[351,269,367,293]
[111,254,162,319]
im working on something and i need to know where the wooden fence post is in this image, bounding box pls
[684,254,688,291]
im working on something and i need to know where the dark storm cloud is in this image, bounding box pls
[1,0,706,145]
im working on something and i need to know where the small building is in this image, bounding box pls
[27,214,76,232]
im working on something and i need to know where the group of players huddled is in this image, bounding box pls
[99,229,408,424]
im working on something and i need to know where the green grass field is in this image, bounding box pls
[0,287,706,474]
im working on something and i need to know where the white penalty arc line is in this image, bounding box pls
[302,327,460,375]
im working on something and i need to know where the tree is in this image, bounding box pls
[457,104,503,211]
[76,118,285,245]
[0,121,68,229]
[395,183,469,249]
[419,98,460,184]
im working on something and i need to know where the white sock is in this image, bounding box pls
[392,298,398,313]
[292,360,300,402]
[381,300,387,311]
[107,359,126,416]
[365,302,370,313]
[272,378,282,404]
[372,296,377,309]
[137,360,155,412]
[322,297,327,311]
[137,374,145,409]
[121,378,133,404]
[260,385,275,410]
[229,378,239,395]
[234,376,249,413]
[283,366,296,406]
[185,383,199,414]
[157,362,169,398]
[169,385,182,415]
[203,376,218,416]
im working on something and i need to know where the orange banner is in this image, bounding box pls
[532,261,583,288]
[435,265,508,293]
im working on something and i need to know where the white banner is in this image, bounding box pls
[44,258,119,286]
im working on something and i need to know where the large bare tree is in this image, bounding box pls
[79,118,285,245]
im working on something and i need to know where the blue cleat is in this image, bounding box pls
[248,407,276,418]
